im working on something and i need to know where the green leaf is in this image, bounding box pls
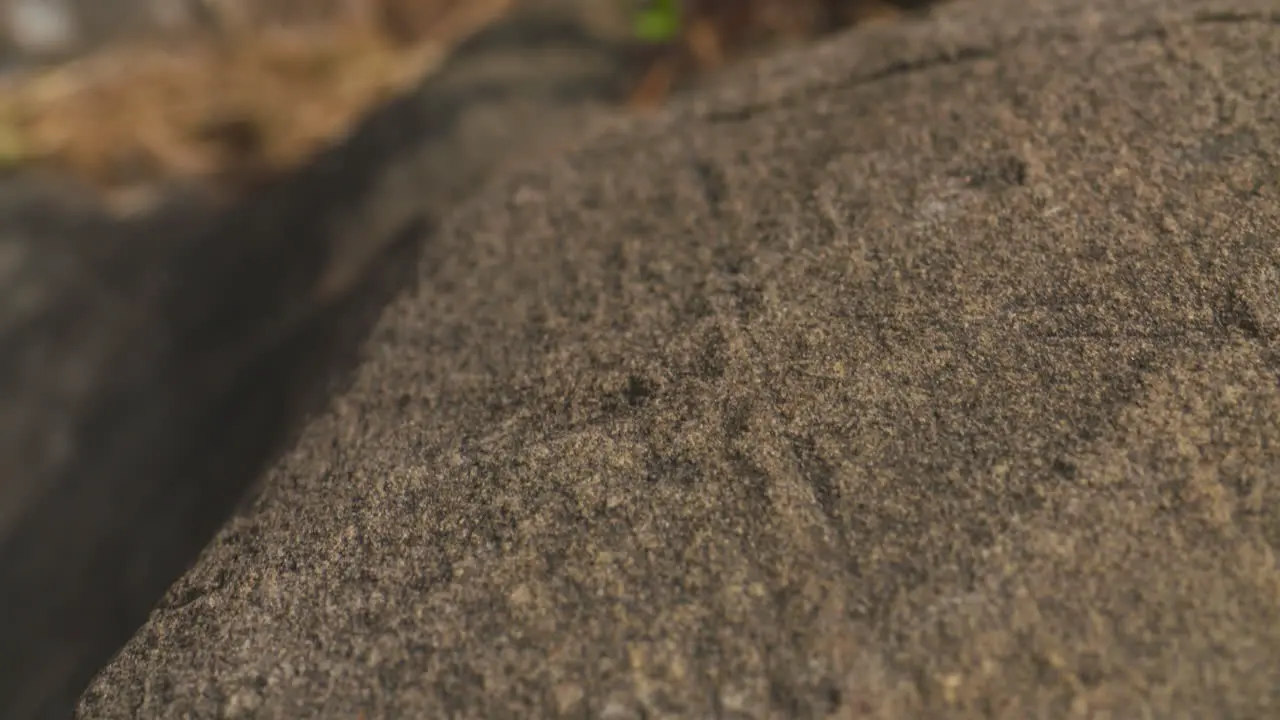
[632,0,681,43]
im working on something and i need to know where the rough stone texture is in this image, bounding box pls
[0,1,643,717]
[14,0,1280,716]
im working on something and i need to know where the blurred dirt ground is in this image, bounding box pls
[0,0,944,212]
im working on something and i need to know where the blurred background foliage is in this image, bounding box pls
[0,0,945,213]
[633,0,681,41]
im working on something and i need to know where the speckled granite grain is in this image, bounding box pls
[84,0,1280,717]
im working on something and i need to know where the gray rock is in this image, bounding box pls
[78,0,1279,716]
[4,0,1280,717]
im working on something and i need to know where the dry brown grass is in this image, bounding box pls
[0,0,507,210]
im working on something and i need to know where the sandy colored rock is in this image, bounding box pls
[72,0,1280,716]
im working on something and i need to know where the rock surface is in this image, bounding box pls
[5,0,1280,716]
